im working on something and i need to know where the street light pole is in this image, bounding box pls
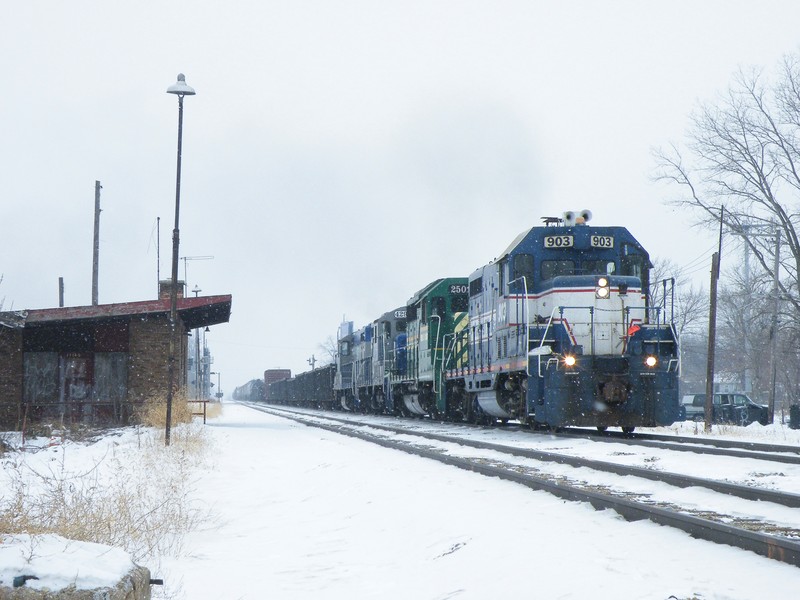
[165,73,196,446]
[211,371,222,400]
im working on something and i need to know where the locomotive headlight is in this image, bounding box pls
[645,355,658,368]
[596,277,610,299]
[564,355,577,368]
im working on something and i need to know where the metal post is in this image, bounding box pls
[92,180,102,306]
[165,73,195,446]
[165,93,185,446]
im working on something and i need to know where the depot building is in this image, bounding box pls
[0,286,231,429]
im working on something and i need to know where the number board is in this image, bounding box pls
[544,235,573,249]
[449,284,468,295]
[590,235,614,248]
[394,310,407,319]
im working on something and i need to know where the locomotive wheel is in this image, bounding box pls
[621,426,635,434]
[597,426,608,432]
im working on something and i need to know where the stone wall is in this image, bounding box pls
[0,565,151,600]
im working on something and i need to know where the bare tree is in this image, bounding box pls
[654,54,800,315]
[317,335,337,367]
[649,257,707,337]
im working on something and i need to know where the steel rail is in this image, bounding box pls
[250,404,800,508]
[549,429,800,465]
[559,428,800,456]
[248,404,800,568]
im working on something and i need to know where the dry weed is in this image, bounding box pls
[136,391,194,430]
[0,420,213,565]
[205,402,222,420]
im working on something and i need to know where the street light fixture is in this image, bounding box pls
[165,73,196,447]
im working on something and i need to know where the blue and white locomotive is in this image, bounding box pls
[270,210,681,432]
[334,307,407,412]
[449,210,680,430]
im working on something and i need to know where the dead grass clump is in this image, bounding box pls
[136,391,194,429]
[205,401,222,420]
[0,422,213,564]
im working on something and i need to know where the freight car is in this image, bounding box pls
[232,379,266,402]
[296,364,336,409]
[267,211,680,432]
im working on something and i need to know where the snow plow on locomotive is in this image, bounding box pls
[264,211,681,432]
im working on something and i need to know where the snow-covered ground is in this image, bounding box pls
[4,404,800,599]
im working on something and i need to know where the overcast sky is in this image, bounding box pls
[2,2,799,392]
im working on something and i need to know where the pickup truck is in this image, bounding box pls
[680,393,769,426]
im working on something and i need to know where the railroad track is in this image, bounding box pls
[242,402,800,567]
[552,428,800,465]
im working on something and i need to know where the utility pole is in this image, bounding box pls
[741,225,752,393]
[704,207,724,433]
[92,180,102,305]
[308,355,316,370]
[156,216,160,297]
[58,277,65,307]
[193,285,202,400]
[181,255,214,292]
[769,226,781,424]
[732,222,783,415]
[704,251,720,433]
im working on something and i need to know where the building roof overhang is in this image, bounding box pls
[5,295,232,330]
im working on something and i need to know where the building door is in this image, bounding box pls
[61,353,93,422]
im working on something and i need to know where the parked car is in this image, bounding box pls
[679,393,769,426]
[680,395,705,421]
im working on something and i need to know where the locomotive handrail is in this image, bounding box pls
[531,305,563,377]
[508,276,529,368]
[431,315,442,394]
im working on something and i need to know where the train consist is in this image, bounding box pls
[265,211,681,432]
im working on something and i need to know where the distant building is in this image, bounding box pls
[0,291,231,429]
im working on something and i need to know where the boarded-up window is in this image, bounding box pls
[23,352,59,405]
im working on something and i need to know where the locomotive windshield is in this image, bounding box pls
[621,253,646,278]
[581,260,616,275]
[452,294,468,312]
[541,260,574,280]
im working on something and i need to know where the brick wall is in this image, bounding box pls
[127,315,187,404]
[0,313,189,428]
[0,327,23,428]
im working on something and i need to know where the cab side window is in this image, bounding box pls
[513,254,535,288]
